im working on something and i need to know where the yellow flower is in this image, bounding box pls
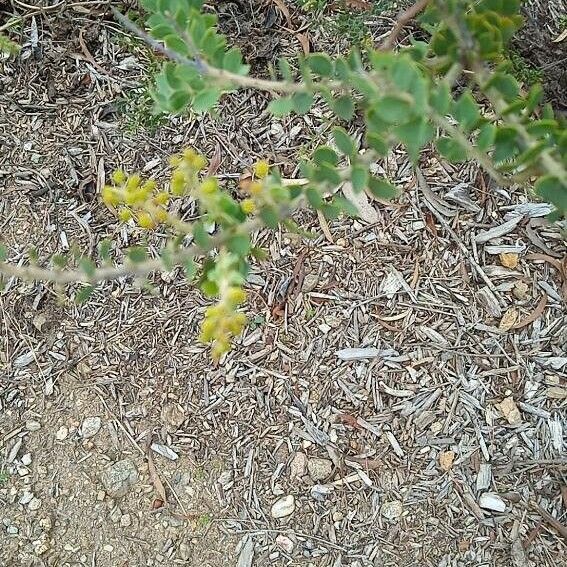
[137,211,155,229]
[111,169,126,185]
[200,178,218,196]
[171,171,186,196]
[102,186,120,207]
[126,174,141,191]
[118,208,133,222]
[254,160,270,179]
[227,287,246,305]
[154,192,169,205]
[154,207,168,223]
[240,198,256,214]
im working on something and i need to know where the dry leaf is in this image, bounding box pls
[499,307,518,331]
[546,386,567,400]
[147,450,168,505]
[512,294,547,329]
[206,142,222,176]
[439,450,455,471]
[271,0,292,28]
[317,209,334,243]
[341,181,378,224]
[500,252,519,269]
[295,32,311,55]
[553,28,567,42]
[497,396,522,426]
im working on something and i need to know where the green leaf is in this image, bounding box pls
[332,127,356,157]
[227,233,251,256]
[313,164,341,186]
[292,92,314,115]
[200,279,219,297]
[268,96,294,116]
[535,176,566,214]
[192,88,221,113]
[307,53,333,77]
[260,206,280,228]
[305,187,324,209]
[476,123,496,151]
[375,95,413,124]
[193,222,212,248]
[332,95,355,120]
[278,57,293,80]
[367,177,399,200]
[183,258,197,280]
[0,244,6,262]
[313,146,338,167]
[351,164,369,192]
[366,133,389,156]
[223,47,247,74]
[430,82,451,115]
[486,71,519,101]
[127,247,147,264]
[393,117,434,162]
[75,285,95,304]
[493,126,519,162]
[333,196,359,216]
[437,137,468,162]
[453,91,481,132]
[98,239,112,262]
[79,258,95,277]
[52,254,67,269]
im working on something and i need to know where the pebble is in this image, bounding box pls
[28,497,41,511]
[270,495,295,519]
[100,459,138,498]
[80,417,102,439]
[55,425,69,441]
[19,491,34,505]
[381,500,403,520]
[479,492,506,512]
[26,420,41,432]
[178,542,191,561]
[307,458,333,482]
[7,525,18,535]
[310,484,334,501]
[103,544,114,552]
[289,452,307,479]
[275,535,294,554]
[120,513,132,527]
[21,453,32,466]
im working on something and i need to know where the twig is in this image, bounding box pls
[111,7,343,94]
[529,500,567,543]
[380,0,430,50]
[0,218,262,285]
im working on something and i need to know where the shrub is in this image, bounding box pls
[1,0,566,357]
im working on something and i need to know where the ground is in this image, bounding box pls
[1,2,566,567]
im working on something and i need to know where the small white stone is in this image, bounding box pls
[21,454,32,466]
[28,497,41,511]
[270,495,295,519]
[381,500,403,520]
[103,544,114,552]
[7,525,18,535]
[80,417,102,439]
[479,492,506,512]
[55,426,69,441]
[275,535,294,554]
[19,491,34,505]
[26,420,41,432]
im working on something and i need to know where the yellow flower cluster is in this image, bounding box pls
[101,149,209,230]
[200,286,247,358]
[239,160,271,216]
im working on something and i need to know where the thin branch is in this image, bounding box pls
[0,218,262,285]
[111,7,342,94]
[380,0,431,50]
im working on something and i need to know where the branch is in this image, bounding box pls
[380,0,431,50]
[111,7,342,94]
[0,218,262,285]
